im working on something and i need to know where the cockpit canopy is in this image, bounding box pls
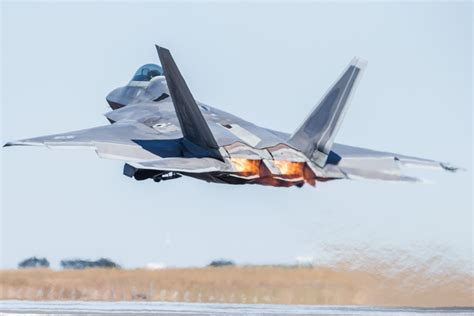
[131,64,163,81]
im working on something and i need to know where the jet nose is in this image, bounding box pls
[106,86,146,109]
[106,87,127,109]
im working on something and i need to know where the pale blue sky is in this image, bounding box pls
[1,2,472,270]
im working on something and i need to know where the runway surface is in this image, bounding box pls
[1,301,473,315]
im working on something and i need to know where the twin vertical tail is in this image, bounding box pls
[157,44,365,168]
[288,58,367,167]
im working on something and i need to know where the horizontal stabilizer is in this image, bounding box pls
[156,45,223,161]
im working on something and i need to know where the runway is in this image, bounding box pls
[1,301,472,315]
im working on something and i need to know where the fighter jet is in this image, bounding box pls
[4,46,460,187]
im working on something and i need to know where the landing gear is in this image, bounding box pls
[153,172,182,182]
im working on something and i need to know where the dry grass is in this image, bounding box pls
[0,266,472,306]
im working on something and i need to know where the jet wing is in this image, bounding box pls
[326,143,461,182]
[4,121,166,162]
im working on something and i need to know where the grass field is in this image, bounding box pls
[0,266,472,306]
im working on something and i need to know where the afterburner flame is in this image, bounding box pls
[273,160,317,186]
[229,158,316,187]
[273,160,305,177]
[230,158,261,176]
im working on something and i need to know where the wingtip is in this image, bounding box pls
[3,141,26,147]
[440,162,465,173]
[2,140,44,148]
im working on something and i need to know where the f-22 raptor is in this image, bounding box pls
[4,46,459,187]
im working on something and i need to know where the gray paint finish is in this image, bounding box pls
[3,46,460,187]
[156,45,223,162]
[288,58,365,167]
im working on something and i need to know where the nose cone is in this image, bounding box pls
[106,86,145,109]
[106,88,126,109]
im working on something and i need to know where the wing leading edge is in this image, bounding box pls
[3,122,166,162]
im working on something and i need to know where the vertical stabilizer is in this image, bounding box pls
[156,45,223,161]
[288,58,367,167]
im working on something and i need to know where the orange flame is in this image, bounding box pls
[273,160,305,177]
[273,160,317,187]
[229,158,317,187]
[230,158,261,176]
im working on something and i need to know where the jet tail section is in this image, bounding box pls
[156,45,223,161]
[288,57,367,167]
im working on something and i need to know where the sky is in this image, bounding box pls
[1,1,472,270]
